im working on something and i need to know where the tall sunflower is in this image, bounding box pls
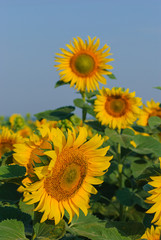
[140,225,161,240]
[146,158,161,226]
[22,127,112,224]
[0,127,23,158]
[94,87,142,129]
[55,36,114,92]
[137,99,161,126]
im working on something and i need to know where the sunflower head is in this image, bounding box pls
[137,99,161,126]
[0,127,23,158]
[140,225,161,240]
[145,157,161,226]
[9,114,25,130]
[21,127,112,224]
[94,87,142,129]
[55,36,114,92]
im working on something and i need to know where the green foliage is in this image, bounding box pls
[148,116,161,129]
[153,86,161,90]
[73,98,95,117]
[55,80,70,88]
[68,212,131,240]
[33,219,66,240]
[0,165,26,181]
[0,219,28,240]
[34,106,75,121]
[0,183,22,203]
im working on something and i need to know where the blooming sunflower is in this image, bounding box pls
[22,127,112,224]
[137,99,161,126]
[94,87,142,129]
[13,128,52,175]
[140,225,161,240]
[146,157,161,225]
[0,127,23,158]
[55,36,114,92]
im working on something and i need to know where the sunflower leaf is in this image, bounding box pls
[0,183,22,203]
[54,80,70,88]
[0,165,26,181]
[153,86,161,90]
[0,219,28,240]
[69,212,130,240]
[148,116,161,129]
[33,219,66,240]
[106,72,117,80]
[34,106,75,121]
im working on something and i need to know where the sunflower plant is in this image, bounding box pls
[0,37,161,240]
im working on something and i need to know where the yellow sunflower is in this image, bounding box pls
[94,87,142,129]
[140,225,161,240]
[13,128,52,175]
[0,127,23,158]
[55,36,114,92]
[137,99,161,126]
[22,127,112,224]
[146,158,161,225]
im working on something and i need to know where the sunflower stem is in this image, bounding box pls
[81,91,87,123]
[117,128,124,221]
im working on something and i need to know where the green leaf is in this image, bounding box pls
[0,151,14,166]
[106,72,117,80]
[34,106,75,121]
[116,188,148,209]
[106,221,145,239]
[130,158,152,178]
[19,199,34,220]
[69,212,130,240]
[0,183,22,203]
[0,219,27,240]
[105,128,134,148]
[0,206,31,226]
[0,165,26,181]
[54,80,70,88]
[148,116,161,129]
[136,163,161,181]
[130,135,161,156]
[153,86,161,90]
[86,120,105,132]
[73,98,95,117]
[86,90,99,99]
[33,219,66,240]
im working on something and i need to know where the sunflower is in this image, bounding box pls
[9,113,25,130]
[146,158,161,225]
[94,87,142,129]
[22,127,112,224]
[137,99,161,126]
[13,128,52,175]
[0,127,23,158]
[140,225,161,240]
[55,36,114,92]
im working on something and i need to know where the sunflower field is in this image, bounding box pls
[1,36,161,240]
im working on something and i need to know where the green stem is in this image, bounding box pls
[117,128,124,221]
[81,91,87,123]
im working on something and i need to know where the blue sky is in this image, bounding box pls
[1,0,161,117]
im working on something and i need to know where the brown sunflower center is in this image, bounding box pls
[105,96,128,117]
[44,148,87,201]
[70,53,96,77]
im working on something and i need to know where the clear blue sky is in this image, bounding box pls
[1,0,161,117]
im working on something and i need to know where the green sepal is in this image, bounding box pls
[54,80,70,88]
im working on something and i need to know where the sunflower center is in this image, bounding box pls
[105,97,127,117]
[44,148,87,201]
[71,53,95,77]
